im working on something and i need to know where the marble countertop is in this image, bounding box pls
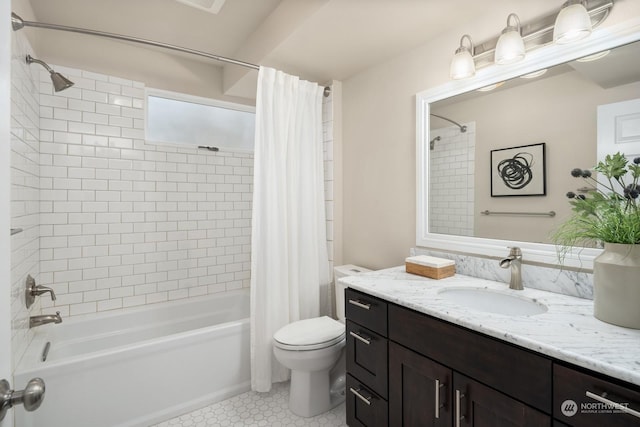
[341,266,640,387]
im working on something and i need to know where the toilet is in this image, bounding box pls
[273,264,371,417]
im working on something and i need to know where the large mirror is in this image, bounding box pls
[417,24,640,268]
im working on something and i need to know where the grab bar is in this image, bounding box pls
[481,210,556,217]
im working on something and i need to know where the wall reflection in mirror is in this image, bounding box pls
[428,40,640,245]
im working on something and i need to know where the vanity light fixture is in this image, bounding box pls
[520,69,548,79]
[495,13,526,65]
[450,35,476,80]
[576,49,610,62]
[477,81,505,92]
[553,0,593,44]
[447,0,613,81]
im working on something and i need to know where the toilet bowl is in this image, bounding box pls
[272,264,370,417]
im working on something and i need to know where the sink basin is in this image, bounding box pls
[438,287,547,316]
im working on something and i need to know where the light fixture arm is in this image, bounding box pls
[504,13,521,34]
[457,35,474,55]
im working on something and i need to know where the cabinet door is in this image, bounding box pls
[389,342,451,426]
[454,374,551,427]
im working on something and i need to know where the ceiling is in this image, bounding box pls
[23,0,556,99]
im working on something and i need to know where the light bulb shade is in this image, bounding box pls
[495,13,525,65]
[495,29,526,65]
[450,35,475,80]
[553,1,592,44]
[450,50,475,79]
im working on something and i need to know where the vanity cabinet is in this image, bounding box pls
[346,288,640,426]
[388,304,550,426]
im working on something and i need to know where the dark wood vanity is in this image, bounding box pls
[345,288,640,426]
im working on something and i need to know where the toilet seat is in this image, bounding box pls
[274,316,345,351]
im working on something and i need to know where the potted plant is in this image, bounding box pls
[553,152,640,329]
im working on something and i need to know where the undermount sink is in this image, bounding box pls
[438,287,548,316]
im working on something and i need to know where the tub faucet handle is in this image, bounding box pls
[25,275,57,309]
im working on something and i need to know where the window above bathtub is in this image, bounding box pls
[145,88,255,152]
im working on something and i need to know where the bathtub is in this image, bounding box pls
[14,290,250,427]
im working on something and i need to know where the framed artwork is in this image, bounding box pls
[490,142,546,197]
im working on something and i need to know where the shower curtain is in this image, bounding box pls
[250,67,330,392]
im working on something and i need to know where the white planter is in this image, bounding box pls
[594,243,640,329]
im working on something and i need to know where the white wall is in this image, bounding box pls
[342,2,640,270]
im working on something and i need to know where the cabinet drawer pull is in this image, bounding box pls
[349,331,371,345]
[455,389,466,427]
[586,391,640,419]
[435,379,445,419]
[348,299,371,310]
[350,387,372,405]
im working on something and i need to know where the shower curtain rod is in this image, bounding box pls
[11,12,331,96]
[430,113,467,133]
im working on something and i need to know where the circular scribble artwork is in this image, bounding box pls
[496,152,533,190]
[491,143,546,197]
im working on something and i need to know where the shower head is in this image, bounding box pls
[25,55,74,92]
[430,136,441,150]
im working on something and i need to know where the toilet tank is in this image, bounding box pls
[334,264,371,323]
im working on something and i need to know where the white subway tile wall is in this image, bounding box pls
[429,123,475,236]
[33,65,335,318]
[38,65,254,317]
[11,33,41,369]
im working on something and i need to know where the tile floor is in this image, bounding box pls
[152,382,347,427]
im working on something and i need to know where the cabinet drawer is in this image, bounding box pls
[389,304,552,413]
[554,364,640,426]
[346,320,388,399]
[345,289,387,336]
[346,374,388,427]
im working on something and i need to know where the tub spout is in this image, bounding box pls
[30,312,62,328]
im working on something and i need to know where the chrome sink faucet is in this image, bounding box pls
[29,312,62,328]
[499,247,523,290]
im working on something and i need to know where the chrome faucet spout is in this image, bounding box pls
[499,247,523,290]
[29,312,62,328]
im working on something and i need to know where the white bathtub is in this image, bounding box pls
[14,290,250,427]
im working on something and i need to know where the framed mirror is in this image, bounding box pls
[416,20,640,269]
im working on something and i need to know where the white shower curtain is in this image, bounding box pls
[250,67,330,392]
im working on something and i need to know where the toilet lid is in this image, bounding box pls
[273,316,345,350]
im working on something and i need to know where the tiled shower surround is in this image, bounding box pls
[11,32,41,368]
[10,32,337,366]
[17,63,337,317]
[36,66,254,317]
[429,122,475,237]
